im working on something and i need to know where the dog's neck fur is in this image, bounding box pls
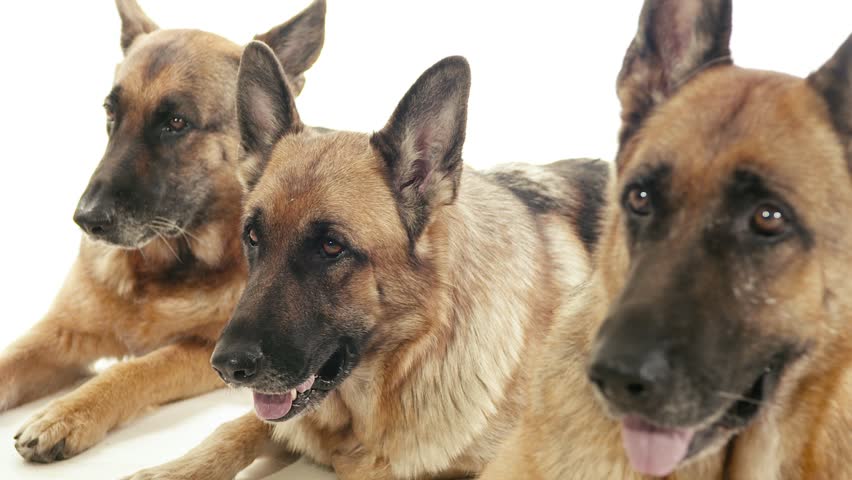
[273,167,590,477]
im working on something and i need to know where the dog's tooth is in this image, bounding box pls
[290,389,297,400]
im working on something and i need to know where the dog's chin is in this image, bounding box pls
[596,353,797,478]
[251,344,358,423]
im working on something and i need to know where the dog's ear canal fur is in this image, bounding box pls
[617,0,733,149]
[370,56,471,243]
[254,0,326,96]
[115,0,159,54]
[808,34,852,163]
[235,41,304,191]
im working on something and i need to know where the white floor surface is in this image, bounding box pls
[0,387,336,479]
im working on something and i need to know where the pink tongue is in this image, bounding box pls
[253,391,293,420]
[621,417,695,478]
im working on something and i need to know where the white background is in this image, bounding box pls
[0,1,848,478]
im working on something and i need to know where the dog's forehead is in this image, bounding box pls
[114,29,241,108]
[624,67,847,208]
[248,131,404,246]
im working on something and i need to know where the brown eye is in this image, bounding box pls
[625,187,652,215]
[321,239,343,257]
[247,228,259,247]
[104,103,115,121]
[166,116,187,133]
[751,204,787,236]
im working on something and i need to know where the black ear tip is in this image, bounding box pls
[439,56,470,74]
[311,0,327,15]
[428,56,472,86]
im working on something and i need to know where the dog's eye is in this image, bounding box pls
[624,186,652,216]
[246,228,259,247]
[163,116,188,133]
[320,238,344,258]
[751,204,788,236]
[103,103,115,122]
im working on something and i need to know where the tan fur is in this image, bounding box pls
[482,48,852,480]
[2,0,326,462]
[126,54,602,478]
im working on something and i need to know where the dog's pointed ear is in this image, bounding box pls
[370,56,471,241]
[236,41,304,191]
[254,0,326,96]
[617,0,733,147]
[115,0,159,54]
[808,34,852,157]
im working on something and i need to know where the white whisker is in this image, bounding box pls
[151,227,181,263]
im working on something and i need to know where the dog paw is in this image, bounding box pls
[14,398,108,463]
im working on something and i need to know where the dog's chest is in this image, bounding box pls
[107,272,243,354]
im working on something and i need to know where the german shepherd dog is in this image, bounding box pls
[125,44,608,479]
[482,0,852,478]
[1,0,326,463]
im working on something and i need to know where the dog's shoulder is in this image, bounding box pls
[483,158,611,252]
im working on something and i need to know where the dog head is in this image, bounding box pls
[73,0,326,248]
[587,0,852,476]
[210,43,470,422]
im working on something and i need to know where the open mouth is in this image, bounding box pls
[252,344,354,422]
[620,364,779,477]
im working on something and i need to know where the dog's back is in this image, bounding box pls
[486,158,610,254]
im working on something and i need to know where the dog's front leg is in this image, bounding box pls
[0,310,125,413]
[332,446,395,480]
[14,339,223,462]
[124,411,277,480]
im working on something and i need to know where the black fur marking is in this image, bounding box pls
[487,159,610,254]
[713,169,814,251]
[564,159,610,252]
[488,170,561,214]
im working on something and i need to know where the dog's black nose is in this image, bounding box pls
[73,207,114,237]
[588,349,671,404]
[211,346,263,385]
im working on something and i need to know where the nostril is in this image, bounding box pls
[211,344,263,384]
[588,359,655,403]
[234,369,255,382]
[218,355,259,383]
[626,382,646,396]
[232,369,255,381]
[74,209,114,236]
